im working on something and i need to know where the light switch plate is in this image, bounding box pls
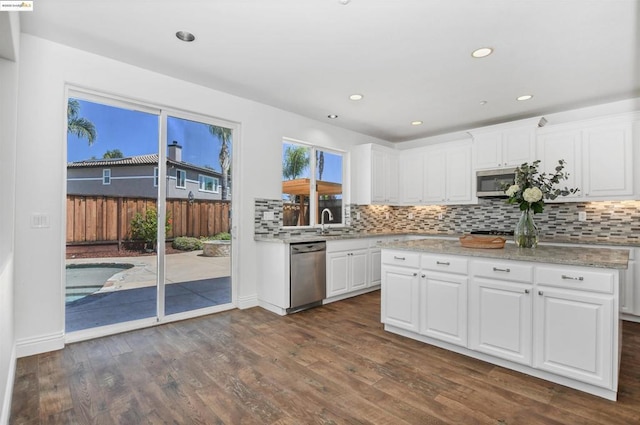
[408,213,414,219]
[578,211,587,222]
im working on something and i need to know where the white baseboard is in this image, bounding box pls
[1,345,16,425]
[15,331,64,358]
[237,294,258,310]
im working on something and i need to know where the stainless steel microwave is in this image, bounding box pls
[476,168,517,197]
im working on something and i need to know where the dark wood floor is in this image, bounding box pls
[10,291,640,424]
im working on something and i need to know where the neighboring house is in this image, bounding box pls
[67,143,229,200]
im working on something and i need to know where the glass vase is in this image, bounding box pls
[514,209,539,248]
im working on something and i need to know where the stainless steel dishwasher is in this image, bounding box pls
[288,241,326,313]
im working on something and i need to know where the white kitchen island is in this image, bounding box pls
[380,239,630,401]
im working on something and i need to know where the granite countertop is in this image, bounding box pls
[379,238,630,269]
[254,231,640,248]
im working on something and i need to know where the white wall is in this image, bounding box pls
[0,13,19,425]
[13,34,388,356]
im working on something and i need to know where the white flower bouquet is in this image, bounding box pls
[504,160,578,213]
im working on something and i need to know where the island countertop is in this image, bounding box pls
[379,238,630,269]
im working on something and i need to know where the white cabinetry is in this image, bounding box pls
[537,114,637,201]
[326,239,368,298]
[352,144,399,205]
[534,265,616,388]
[471,120,538,170]
[419,254,468,347]
[400,140,473,205]
[470,260,533,365]
[621,248,637,316]
[381,250,420,332]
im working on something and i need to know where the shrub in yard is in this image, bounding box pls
[172,236,203,251]
[130,208,171,250]
[212,232,231,240]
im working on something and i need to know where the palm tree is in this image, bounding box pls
[283,145,309,180]
[208,125,232,201]
[316,150,324,180]
[103,149,124,159]
[67,99,97,145]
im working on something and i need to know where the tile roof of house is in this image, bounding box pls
[67,154,223,176]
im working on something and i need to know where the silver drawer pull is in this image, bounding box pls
[493,267,510,273]
[436,261,450,266]
[413,272,418,277]
[524,289,530,294]
[538,290,544,296]
[394,256,406,261]
[561,275,584,281]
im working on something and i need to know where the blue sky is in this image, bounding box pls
[67,98,228,172]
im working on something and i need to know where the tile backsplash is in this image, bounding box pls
[255,198,640,245]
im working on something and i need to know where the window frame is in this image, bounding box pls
[198,174,219,193]
[102,169,111,185]
[176,169,186,189]
[281,138,347,229]
[153,167,159,187]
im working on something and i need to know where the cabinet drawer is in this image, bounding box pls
[421,254,468,275]
[472,260,533,283]
[327,239,369,253]
[536,266,614,294]
[382,250,420,268]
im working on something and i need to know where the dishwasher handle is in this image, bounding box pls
[291,242,326,254]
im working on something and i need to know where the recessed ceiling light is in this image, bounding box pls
[471,47,493,58]
[517,94,534,101]
[479,100,488,106]
[411,121,423,126]
[349,94,363,101]
[176,31,196,42]
[328,114,339,119]
[338,0,351,4]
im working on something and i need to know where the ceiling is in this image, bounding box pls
[20,0,640,142]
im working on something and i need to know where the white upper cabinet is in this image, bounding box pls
[352,144,399,205]
[471,118,539,170]
[400,140,473,205]
[537,113,638,202]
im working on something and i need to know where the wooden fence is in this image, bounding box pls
[66,195,230,245]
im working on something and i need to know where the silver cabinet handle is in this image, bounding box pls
[538,291,544,296]
[394,256,406,260]
[524,289,530,294]
[561,275,584,281]
[493,267,510,273]
[413,272,418,277]
[421,274,426,278]
[436,261,450,266]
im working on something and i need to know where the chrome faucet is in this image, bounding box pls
[320,208,334,233]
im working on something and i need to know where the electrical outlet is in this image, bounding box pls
[385,212,390,220]
[263,211,275,221]
[438,213,444,220]
[356,212,361,220]
[408,213,414,219]
[578,211,587,222]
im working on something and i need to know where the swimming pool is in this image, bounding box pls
[65,263,133,303]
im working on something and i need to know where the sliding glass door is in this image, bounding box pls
[65,92,234,337]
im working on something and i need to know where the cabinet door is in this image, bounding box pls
[446,145,472,203]
[326,252,349,297]
[369,248,382,287]
[423,150,446,203]
[620,258,635,315]
[386,154,400,204]
[473,132,502,169]
[419,272,467,347]
[382,266,420,332]
[350,249,368,291]
[400,153,424,204]
[469,278,532,365]
[371,149,387,203]
[537,130,582,201]
[582,122,633,198]
[534,287,614,389]
[503,127,534,168]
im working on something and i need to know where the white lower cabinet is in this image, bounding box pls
[381,265,420,332]
[470,278,533,365]
[534,286,614,388]
[419,254,468,347]
[327,248,368,298]
[381,249,621,399]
